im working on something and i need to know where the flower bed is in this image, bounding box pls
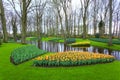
[69,41,90,47]
[33,51,115,67]
[10,45,47,65]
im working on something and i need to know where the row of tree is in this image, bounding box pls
[0,0,119,46]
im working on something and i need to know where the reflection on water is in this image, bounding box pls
[28,41,120,60]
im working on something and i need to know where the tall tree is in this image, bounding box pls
[60,0,71,38]
[80,0,90,39]
[0,0,8,42]
[11,16,17,42]
[92,0,99,35]
[52,0,64,36]
[8,0,32,44]
[108,0,113,46]
[34,0,46,48]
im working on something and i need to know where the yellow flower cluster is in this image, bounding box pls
[35,51,115,62]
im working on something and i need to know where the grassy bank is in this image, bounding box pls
[41,37,120,51]
[0,43,120,80]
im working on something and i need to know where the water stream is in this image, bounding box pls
[28,41,120,60]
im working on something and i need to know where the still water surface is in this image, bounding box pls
[29,41,120,60]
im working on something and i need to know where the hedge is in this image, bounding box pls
[66,38,76,44]
[33,51,115,67]
[10,45,47,65]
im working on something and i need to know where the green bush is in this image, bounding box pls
[95,33,100,38]
[10,45,47,65]
[90,38,120,44]
[66,38,76,44]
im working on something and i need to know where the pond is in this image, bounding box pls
[28,41,120,60]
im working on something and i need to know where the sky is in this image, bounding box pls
[4,0,81,9]
[72,0,80,9]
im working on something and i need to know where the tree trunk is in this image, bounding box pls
[0,0,8,43]
[116,13,119,37]
[108,0,112,46]
[0,32,2,45]
[113,22,116,36]
[83,16,87,39]
[56,15,58,37]
[93,0,97,35]
[118,23,120,39]
[21,0,27,44]
[74,15,76,37]
[12,17,17,42]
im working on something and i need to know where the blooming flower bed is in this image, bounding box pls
[33,51,115,67]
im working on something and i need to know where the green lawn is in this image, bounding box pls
[76,39,120,51]
[0,43,120,80]
[91,41,120,50]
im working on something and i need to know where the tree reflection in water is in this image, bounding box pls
[28,41,120,60]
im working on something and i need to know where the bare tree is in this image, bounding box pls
[52,0,64,36]
[11,15,17,42]
[108,0,113,46]
[33,0,46,48]
[92,0,99,35]
[0,0,8,42]
[80,0,90,39]
[8,0,32,44]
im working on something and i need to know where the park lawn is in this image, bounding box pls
[90,40,120,51]
[76,38,120,51]
[0,43,120,80]
[42,37,58,41]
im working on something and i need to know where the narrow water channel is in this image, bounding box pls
[28,41,120,60]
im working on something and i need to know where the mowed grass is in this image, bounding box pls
[0,43,120,80]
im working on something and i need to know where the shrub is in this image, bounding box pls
[10,45,47,65]
[101,36,108,39]
[66,38,76,44]
[112,36,118,39]
[95,33,100,38]
[33,51,115,67]
[16,34,21,40]
[69,41,90,47]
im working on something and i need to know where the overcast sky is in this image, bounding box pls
[4,0,81,10]
[72,0,80,9]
